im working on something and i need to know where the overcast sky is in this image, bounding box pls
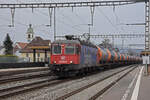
[0,0,145,49]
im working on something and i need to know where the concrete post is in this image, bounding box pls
[33,49,36,62]
[45,49,47,62]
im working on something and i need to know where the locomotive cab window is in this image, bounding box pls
[52,44,61,54]
[65,45,75,54]
[76,45,80,55]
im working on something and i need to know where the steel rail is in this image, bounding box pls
[0,71,51,85]
[0,77,69,99]
[0,67,49,76]
[89,66,136,100]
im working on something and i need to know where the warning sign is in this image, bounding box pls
[142,56,150,64]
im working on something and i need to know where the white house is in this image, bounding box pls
[0,46,5,55]
[13,42,28,57]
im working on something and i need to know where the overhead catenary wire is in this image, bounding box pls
[0,1,81,38]
[96,7,120,31]
[36,9,85,32]
[36,0,89,29]
[0,0,144,37]
[15,0,89,34]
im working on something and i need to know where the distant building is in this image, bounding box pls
[26,24,34,42]
[13,42,28,56]
[0,46,5,55]
[119,48,143,56]
[20,36,51,62]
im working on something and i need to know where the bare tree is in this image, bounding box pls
[98,38,113,49]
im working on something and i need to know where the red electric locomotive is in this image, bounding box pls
[51,40,80,65]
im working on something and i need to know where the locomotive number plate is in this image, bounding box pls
[61,56,66,60]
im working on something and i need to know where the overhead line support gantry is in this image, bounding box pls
[56,33,145,39]
[0,1,137,8]
[0,0,147,47]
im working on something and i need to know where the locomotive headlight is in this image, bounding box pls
[70,61,73,64]
[54,61,56,63]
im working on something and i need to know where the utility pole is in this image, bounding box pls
[122,38,124,50]
[112,35,114,48]
[88,24,92,41]
[10,8,15,27]
[145,1,150,50]
[141,0,150,75]
[54,8,56,41]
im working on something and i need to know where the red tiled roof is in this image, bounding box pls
[20,37,51,53]
[15,42,28,49]
[27,37,50,47]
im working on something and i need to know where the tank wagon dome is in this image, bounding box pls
[116,52,121,61]
[97,47,110,63]
[120,54,123,61]
[109,50,118,62]
[123,55,127,61]
[97,47,103,61]
[105,48,111,62]
[113,51,118,61]
[127,55,129,60]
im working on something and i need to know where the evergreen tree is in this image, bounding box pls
[3,34,13,55]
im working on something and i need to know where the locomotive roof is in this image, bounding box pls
[53,39,96,48]
[80,40,97,48]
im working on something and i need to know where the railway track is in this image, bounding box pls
[0,67,71,99]
[0,71,51,85]
[0,67,52,84]
[0,65,138,99]
[55,65,137,100]
[0,77,54,98]
[0,67,49,77]
[0,67,57,99]
[0,77,72,99]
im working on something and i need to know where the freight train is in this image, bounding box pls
[50,36,142,77]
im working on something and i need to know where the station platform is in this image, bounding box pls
[98,65,149,100]
[138,68,150,100]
